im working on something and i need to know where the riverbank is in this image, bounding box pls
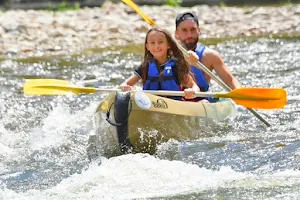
[0,2,299,59]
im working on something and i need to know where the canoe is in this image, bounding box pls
[87,91,236,156]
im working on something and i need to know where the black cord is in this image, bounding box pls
[106,100,132,127]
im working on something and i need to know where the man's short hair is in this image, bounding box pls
[175,11,199,28]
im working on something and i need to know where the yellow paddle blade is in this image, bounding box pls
[216,88,287,109]
[25,79,73,87]
[24,79,96,95]
[121,0,156,26]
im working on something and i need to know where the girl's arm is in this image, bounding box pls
[120,74,140,91]
[183,74,200,99]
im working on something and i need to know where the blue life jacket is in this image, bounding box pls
[192,44,210,92]
[186,44,216,102]
[143,59,181,100]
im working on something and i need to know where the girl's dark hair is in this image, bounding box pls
[141,27,194,85]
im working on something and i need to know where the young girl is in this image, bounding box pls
[120,27,200,100]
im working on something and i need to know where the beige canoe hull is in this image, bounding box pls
[90,91,236,155]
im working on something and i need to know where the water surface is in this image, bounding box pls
[0,38,299,199]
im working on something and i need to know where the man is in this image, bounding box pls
[175,11,240,91]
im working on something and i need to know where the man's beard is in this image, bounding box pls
[182,38,198,50]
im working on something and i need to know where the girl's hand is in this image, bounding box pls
[198,99,209,103]
[184,88,196,99]
[120,74,140,92]
[120,85,133,92]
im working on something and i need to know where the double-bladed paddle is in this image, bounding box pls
[23,79,286,109]
[120,0,284,126]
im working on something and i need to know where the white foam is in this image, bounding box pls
[0,154,246,199]
[2,154,300,199]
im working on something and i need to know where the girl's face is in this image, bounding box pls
[146,30,170,63]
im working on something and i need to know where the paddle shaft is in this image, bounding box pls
[93,89,276,100]
[93,89,222,98]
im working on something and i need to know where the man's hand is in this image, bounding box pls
[185,50,199,66]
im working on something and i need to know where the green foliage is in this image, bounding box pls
[74,2,80,10]
[58,1,67,9]
[165,0,182,7]
[220,0,227,7]
[51,1,81,12]
[280,0,292,6]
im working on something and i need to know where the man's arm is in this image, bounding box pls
[203,49,240,90]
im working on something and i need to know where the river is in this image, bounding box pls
[0,38,299,199]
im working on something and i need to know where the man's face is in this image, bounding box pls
[175,20,200,50]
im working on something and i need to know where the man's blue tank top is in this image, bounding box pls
[191,44,209,92]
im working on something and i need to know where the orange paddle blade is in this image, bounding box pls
[234,98,286,109]
[215,88,287,109]
[227,88,286,100]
